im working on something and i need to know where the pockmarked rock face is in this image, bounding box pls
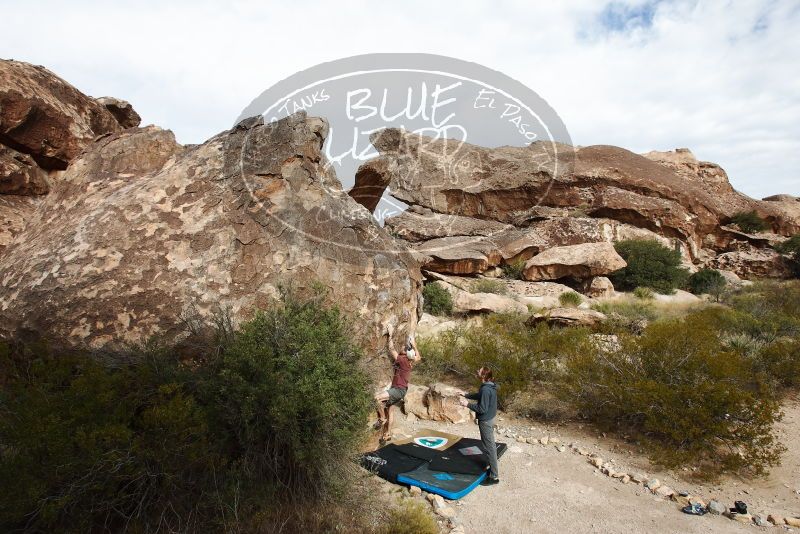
[0,112,422,365]
[0,195,38,251]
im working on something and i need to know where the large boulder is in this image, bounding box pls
[433,280,527,314]
[362,131,722,246]
[415,313,459,339]
[522,242,626,282]
[400,383,473,424]
[96,96,141,129]
[424,383,473,424]
[0,145,49,195]
[707,248,791,279]
[390,213,683,276]
[584,276,615,298]
[0,59,125,171]
[526,307,607,328]
[0,113,422,370]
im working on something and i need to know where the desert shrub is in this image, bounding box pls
[776,235,800,277]
[422,283,453,316]
[208,295,373,500]
[561,315,784,477]
[501,258,526,280]
[593,300,659,322]
[417,314,594,404]
[0,293,372,533]
[721,332,766,357]
[559,291,583,307]
[775,235,800,255]
[610,240,689,294]
[592,299,659,334]
[472,278,508,295]
[379,499,438,534]
[0,351,216,533]
[753,339,800,390]
[686,268,727,296]
[723,281,800,341]
[729,210,768,233]
[633,286,655,300]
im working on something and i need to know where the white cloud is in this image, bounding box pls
[1,0,797,197]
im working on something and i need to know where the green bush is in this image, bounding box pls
[592,299,658,334]
[379,500,438,534]
[686,268,727,296]
[209,295,372,499]
[610,240,689,294]
[501,258,526,280]
[422,283,453,316]
[0,352,214,533]
[417,313,594,404]
[561,315,784,477]
[633,287,655,300]
[730,210,769,233]
[776,235,800,277]
[775,235,800,255]
[472,278,508,295]
[559,291,583,307]
[0,292,372,533]
[723,281,800,341]
[753,339,800,390]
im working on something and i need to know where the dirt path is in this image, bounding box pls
[386,398,800,533]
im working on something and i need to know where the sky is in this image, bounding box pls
[2,0,799,198]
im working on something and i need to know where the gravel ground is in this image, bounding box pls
[385,397,800,533]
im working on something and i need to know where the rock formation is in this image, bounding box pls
[2,58,798,362]
[0,112,422,370]
[521,242,626,282]
[526,307,608,328]
[0,59,141,252]
[356,129,799,283]
[0,60,136,171]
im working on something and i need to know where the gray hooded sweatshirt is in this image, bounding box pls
[465,381,497,421]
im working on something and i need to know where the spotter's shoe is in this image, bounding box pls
[481,476,500,486]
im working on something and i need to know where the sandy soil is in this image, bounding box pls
[382,396,800,533]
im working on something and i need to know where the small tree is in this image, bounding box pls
[730,211,768,233]
[687,268,727,297]
[610,240,688,294]
[422,283,453,316]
